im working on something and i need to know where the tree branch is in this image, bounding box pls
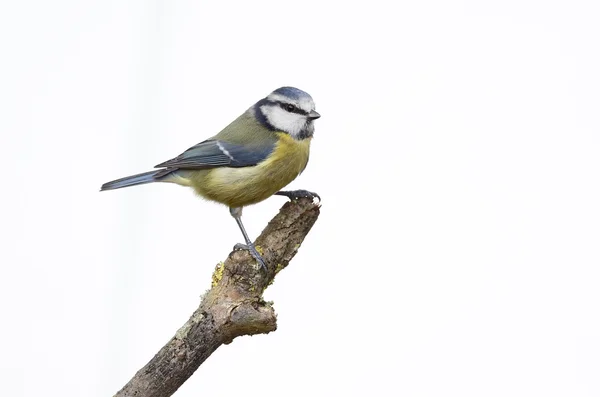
[114,197,321,397]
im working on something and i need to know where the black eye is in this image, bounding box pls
[285,104,296,112]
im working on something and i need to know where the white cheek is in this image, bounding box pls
[264,107,306,137]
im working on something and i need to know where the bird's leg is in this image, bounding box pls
[275,189,320,202]
[229,207,267,271]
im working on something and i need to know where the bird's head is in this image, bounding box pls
[255,87,320,139]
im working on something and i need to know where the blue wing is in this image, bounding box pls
[101,139,277,190]
[154,139,275,170]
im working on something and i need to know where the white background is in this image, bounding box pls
[1,1,599,396]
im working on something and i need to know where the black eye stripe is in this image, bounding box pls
[278,102,309,116]
[256,98,311,120]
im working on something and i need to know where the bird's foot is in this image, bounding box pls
[275,189,320,202]
[233,242,267,271]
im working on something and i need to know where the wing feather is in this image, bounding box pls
[154,139,275,170]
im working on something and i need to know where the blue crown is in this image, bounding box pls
[273,86,311,100]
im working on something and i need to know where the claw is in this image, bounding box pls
[233,242,267,271]
[275,189,320,202]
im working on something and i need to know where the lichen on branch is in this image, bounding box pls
[114,197,320,397]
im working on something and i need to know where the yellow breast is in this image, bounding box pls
[192,133,311,208]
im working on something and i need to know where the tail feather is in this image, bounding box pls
[101,170,161,191]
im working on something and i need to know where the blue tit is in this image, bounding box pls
[101,86,321,270]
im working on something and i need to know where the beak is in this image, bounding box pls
[308,110,321,120]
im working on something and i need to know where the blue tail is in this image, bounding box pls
[101,170,162,191]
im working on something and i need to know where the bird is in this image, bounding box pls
[101,86,320,270]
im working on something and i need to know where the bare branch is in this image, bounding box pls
[114,198,320,397]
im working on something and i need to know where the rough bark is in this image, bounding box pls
[114,197,320,397]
